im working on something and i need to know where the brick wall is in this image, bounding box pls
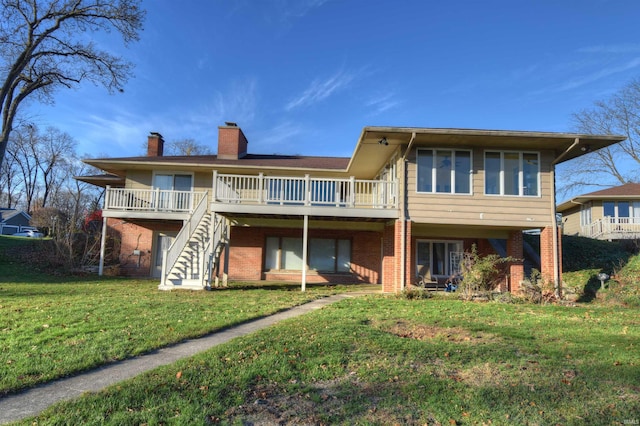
[381,222,396,292]
[107,218,181,277]
[540,225,562,286]
[506,230,524,293]
[228,226,382,283]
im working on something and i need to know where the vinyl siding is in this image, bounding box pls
[406,147,555,228]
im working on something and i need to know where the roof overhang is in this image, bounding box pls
[74,174,126,188]
[347,126,626,177]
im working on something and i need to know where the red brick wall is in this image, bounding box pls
[506,230,524,293]
[540,225,562,287]
[107,218,181,277]
[228,226,382,284]
[381,222,396,292]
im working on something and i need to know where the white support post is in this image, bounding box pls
[98,216,107,276]
[301,214,309,292]
[212,170,218,201]
[349,176,356,207]
[258,172,264,204]
[304,174,311,206]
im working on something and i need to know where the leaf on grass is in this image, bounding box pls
[176,371,182,379]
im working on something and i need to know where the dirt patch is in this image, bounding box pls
[383,320,499,343]
[212,377,428,425]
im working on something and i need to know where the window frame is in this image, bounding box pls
[484,150,540,197]
[264,236,352,273]
[416,148,473,195]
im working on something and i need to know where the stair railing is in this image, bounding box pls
[161,191,209,287]
[206,215,229,288]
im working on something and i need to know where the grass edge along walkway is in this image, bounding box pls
[0,292,373,425]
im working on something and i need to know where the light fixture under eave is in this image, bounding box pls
[378,137,388,146]
[580,144,591,152]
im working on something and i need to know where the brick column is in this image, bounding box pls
[381,222,396,293]
[540,226,562,289]
[404,220,412,289]
[506,230,524,293]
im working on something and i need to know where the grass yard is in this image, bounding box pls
[0,274,375,396]
[11,295,640,425]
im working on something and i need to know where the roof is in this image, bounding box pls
[348,126,627,177]
[83,154,351,179]
[0,208,31,223]
[80,126,626,183]
[557,183,640,212]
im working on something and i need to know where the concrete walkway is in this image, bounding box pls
[0,292,377,424]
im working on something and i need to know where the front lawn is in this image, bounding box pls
[15,295,640,425]
[0,278,374,396]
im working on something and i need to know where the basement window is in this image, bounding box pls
[264,237,351,273]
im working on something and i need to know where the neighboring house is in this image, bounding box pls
[558,183,640,240]
[77,124,625,293]
[0,209,33,235]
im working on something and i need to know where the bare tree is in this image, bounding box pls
[0,0,145,169]
[165,138,213,156]
[559,78,640,197]
[7,125,39,212]
[0,144,19,207]
[37,126,75,208]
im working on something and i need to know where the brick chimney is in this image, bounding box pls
[217,122,248,160]
[147,132,164,157]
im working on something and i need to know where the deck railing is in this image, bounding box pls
[213,172,397,209]
[104,187,206,213]
[582,217,640,239]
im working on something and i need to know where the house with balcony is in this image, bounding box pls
[558,183,640,240]
[78,123,625,293]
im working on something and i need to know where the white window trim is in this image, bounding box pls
[484,150,540,197]
[416,239,464,278]
[152,171,195,190]
[416,148,473,195]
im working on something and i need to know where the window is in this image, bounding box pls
[417,149,471,194]
[580,203,592,227]
[484,151,539,196]
[416,240,463,278]
[153,173,193,210]
[265,237,351,273]
[603,201,640,223]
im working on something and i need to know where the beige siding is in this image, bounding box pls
[124,170,152,189]
[406,147,556,229]
[561,205,582,235]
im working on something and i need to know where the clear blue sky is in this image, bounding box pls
[26,0,640,161]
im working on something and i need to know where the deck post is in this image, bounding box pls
[98,216,107,276]
[301,214,308,292]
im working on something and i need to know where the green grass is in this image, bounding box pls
[0,235,376,395]
[2,235,640,424]
[15,296,640,425]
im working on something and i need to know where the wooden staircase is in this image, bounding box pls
[158,193,229,290]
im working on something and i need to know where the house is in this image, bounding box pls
[0,209,33,235]
[557,183,640,240]
[78,124,625,293]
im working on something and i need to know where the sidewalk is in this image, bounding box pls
[0,292,377,424]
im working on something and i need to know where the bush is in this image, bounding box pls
[458,244,515,301]
[400,287,432,300]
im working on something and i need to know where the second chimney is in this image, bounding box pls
[217,122,248,160]
[147,132,164,157]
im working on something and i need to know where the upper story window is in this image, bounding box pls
[580,203,592,226]
[417,149,472,194]
[603,201,640,223]
[485,151,539,196]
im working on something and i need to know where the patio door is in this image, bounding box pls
[416,240,463,279]
[153,173,193,210]
[152,231,177,278]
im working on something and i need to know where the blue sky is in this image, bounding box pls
[26,0,640,163]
